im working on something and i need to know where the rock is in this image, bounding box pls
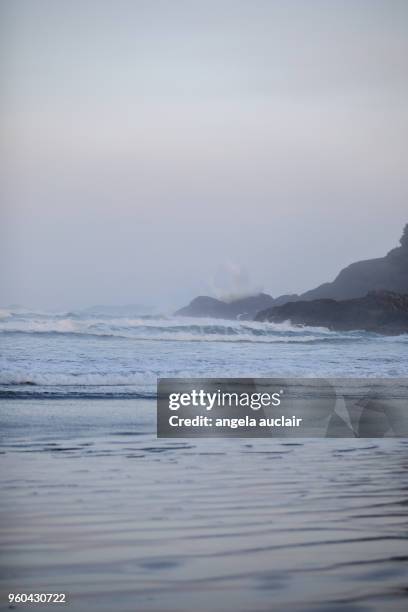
[297,224,408,301]
[176,223,408,320]
[255,290,408,334]
[176,293,274,320]
[271,293,299,306]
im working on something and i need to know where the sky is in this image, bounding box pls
[1,0,408,311]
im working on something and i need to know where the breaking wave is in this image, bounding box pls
[0,308,406,398]
[0,311,370,344]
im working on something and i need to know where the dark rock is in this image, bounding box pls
[255,290,408,334]
[176,223,408,320]
[271,293,299,306]
[298,224,408,301]
[176,293,274,320]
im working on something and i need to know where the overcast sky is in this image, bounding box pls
[1,0,407,310]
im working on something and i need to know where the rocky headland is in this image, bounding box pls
[175,223,408,332]
[297,223,408,301]
[175,293,274,320]
[255,290,408,334]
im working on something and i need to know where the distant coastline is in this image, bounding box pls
[176,223,408,334]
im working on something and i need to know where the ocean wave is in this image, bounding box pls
[0,389,156,399]
[0,369,157,398]
[0,313,374,345]
[0,370,156,387]
[1,311,406,399]
[0,328,370,344]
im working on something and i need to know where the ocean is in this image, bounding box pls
[0,308,408,611]
[1,308,408,398]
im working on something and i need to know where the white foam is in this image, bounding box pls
[0,311,339,343]
[0,369,155,387]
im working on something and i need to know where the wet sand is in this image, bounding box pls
[0,399,408,612]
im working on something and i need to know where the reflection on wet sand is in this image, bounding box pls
[0,399,407,612]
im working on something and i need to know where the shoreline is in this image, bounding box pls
[1,398,407,612]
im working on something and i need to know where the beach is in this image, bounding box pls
[1,398,408,612]
[1,312,408,610]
